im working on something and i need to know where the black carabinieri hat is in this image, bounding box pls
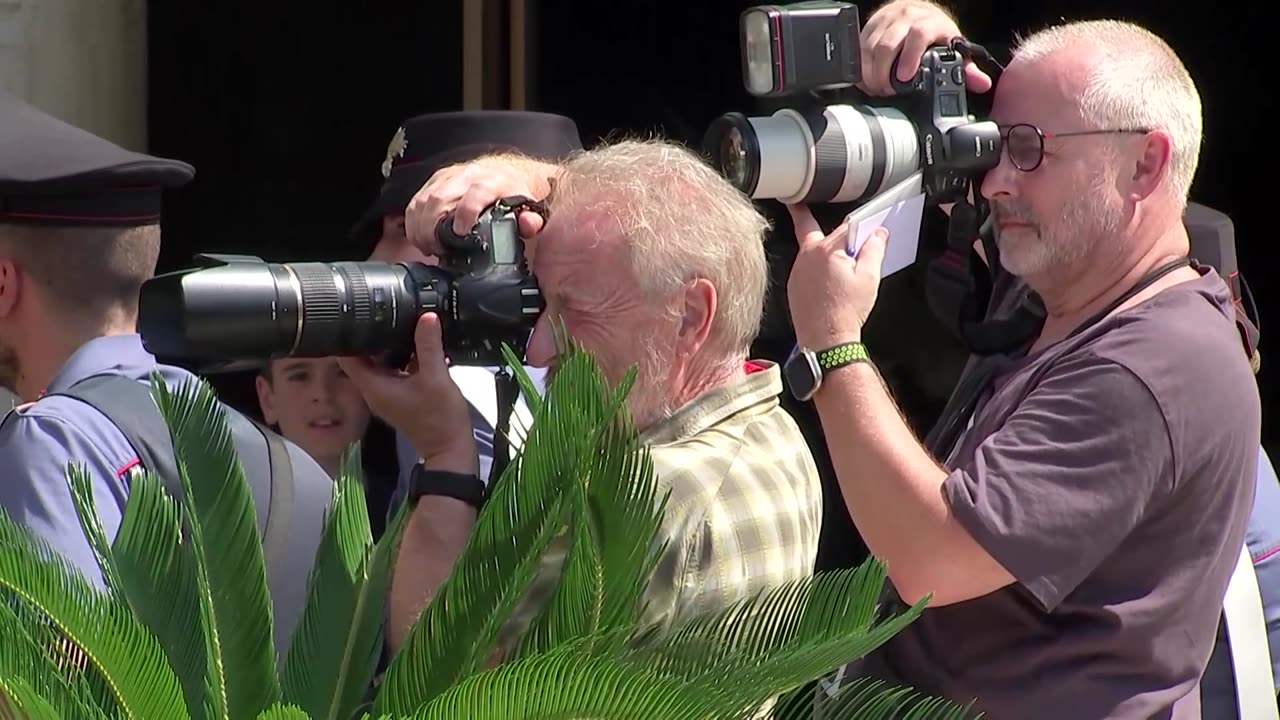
[350,110,582,252]
[0,90,194,227]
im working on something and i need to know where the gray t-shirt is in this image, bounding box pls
[863,267,1260,719]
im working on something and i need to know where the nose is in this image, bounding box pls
[311,376,334,404]
[980,147,1019,202]
[525,313,555,368]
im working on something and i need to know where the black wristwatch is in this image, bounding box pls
[784,341,870,402]
[407,464,487,510]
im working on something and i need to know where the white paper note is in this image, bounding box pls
[842,171,927,278]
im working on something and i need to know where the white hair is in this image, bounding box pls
[550,137,771,362]
[1013,20,1203,208]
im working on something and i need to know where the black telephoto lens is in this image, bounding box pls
[138,259,448,366]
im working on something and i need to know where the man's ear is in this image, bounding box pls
[1127,130,1174,202]
[254,375,278,425]
[0,257,20,319]
[677,278,717,355]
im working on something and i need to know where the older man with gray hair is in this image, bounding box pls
[340,138,825,656]
[790,3,1260,718]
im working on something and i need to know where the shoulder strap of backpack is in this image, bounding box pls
[250,418,295,575]
[50,374,184,501]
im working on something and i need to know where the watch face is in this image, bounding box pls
[784,351,820,401]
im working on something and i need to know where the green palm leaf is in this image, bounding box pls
[0,581,104,720]
[151,373,280,719]
[254,702,312,719]
[0,676,64,720]
[65,465,125,600]
[404,636,730,720]
[776,676,980,719]
[375,344,611,717]
[515,361,669,659]
[0,507,187,718]
[86,463,213,720]
[281,445,409,720]
[624,559,932,717]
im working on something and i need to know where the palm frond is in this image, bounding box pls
[101,465,212,720]
[773,676,981,719]
[0,676,64,720]
[403,635,729,720]
[623,559,931,716]
[254,702,312,720]
[0,506,187,718]
[375,342,613,717]
[65,465,124,599]
[281,445,408,720]
[151,372,280,719]
[514,361,669,659]
[0,583,105,720]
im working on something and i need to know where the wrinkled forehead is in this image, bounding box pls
[529,201,623,272]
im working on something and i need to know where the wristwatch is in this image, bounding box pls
[784,341,870,402]
[407,464,487,510]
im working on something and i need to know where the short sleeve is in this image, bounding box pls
[0,412,134,588]
[944,354,1175,610]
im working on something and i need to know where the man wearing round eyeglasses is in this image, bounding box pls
[787,2,1261,718]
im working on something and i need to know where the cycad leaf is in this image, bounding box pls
[627,558,931,716]
[281,445,407,720]
[772,676,981,719]
[106,465,212,720]
[515,359,669,659]
[0,676,63,720]
[151,373,280,719]
[0,506,187,719]
[404,636,728,720]
[255,702,312,720]
[0,590,104,719]
[375,342,608,717]
[65,465,124,600]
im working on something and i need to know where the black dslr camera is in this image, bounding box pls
[704,1,1002,206]
[136,196,546,372]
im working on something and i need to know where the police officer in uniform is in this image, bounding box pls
[0,91,331,655]
[347,110,582,519]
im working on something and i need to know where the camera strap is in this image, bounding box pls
[488,366,519,486]
[925,255,1193,461]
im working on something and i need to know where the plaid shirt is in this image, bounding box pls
[494,360,824,653]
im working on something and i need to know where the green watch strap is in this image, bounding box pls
[816,341,869,370]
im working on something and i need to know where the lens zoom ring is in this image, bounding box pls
[340,265,372,321]
[294,264,342,349]
[809,118,847,203]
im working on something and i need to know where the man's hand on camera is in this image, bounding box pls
[337,314,479,476]
[404,155,558,257]
[786,204,888,350]
[858,0,992,96]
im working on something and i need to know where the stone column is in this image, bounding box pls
[0,0,149,151]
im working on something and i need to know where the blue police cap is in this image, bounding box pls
[0,91,194,227]
[351,110,582,250]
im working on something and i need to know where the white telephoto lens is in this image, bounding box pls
[748,105,922,204]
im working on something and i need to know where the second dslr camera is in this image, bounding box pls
[704,1,1002,206]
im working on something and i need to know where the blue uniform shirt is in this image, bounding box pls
[0,334,332,654]
[1201,445,1280,713]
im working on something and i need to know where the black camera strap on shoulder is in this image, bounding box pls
[924,255,1193,461]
